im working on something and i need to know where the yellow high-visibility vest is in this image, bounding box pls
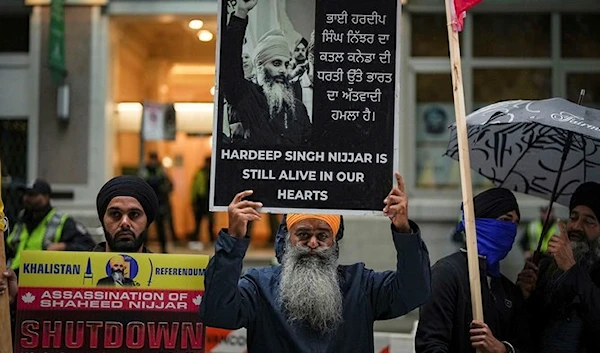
[7,209,68,270]
[528,219,558,253]
[0,159,6,232]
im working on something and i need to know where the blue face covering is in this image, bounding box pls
[457,218,517,277]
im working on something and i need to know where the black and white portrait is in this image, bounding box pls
[219,0,316,147]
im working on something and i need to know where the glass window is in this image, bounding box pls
[473,14,551,57]
[0,13,29,53]
[0,119,28,226]
[411,14,460,57]
[417,73,454,102]
[473,68,552,104]
[561,14,600,58]
[567,73,600,109]
[415,74,460,189]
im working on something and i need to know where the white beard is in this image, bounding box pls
[256,66,296,118]
[571,236,600,269]
[111,271,125,285]
[278,240,343,332]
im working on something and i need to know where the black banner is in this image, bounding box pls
[213,0,399,214]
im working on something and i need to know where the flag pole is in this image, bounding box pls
[443,0,484,328]
[0,232,12,353]
[0,160,13,353]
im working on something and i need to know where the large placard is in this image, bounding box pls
[212,0,400,215]
[14,250,209,353]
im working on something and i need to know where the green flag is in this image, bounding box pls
[49,0,66,83]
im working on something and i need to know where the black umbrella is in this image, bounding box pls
[445,91,598,256]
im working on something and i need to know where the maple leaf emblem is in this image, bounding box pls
[192,294,202,306]
[22,292,36,304]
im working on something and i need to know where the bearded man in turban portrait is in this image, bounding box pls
[221,0,312,146]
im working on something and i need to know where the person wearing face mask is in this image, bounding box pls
[5,179,96,272]
[415,188,529,353]
[517,182,600,353]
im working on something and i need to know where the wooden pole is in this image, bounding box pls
[444,0,484,328]
[0,229,12,353]
[0,159,13,353]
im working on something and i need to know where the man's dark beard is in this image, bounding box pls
[278,240,342,332]
[257,66,296,118]
[104,228,147,252]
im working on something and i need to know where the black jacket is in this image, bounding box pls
[415,251,530,353]
[527,256,600,353]
[5,205,96,262]
[96,276,136,287]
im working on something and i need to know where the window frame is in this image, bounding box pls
[405,9,600,218]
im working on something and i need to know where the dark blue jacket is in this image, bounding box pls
[199,219,431,353]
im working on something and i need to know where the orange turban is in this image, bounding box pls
[286,214,341,235]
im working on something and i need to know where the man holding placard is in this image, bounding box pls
[200,172,431,352]
[0,175,160,332]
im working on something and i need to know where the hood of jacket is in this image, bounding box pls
[274,214,345,263]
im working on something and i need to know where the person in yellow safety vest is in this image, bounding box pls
[518,206,558,260]
[189,157,215,248]
[5,179,96,272]
[0,164,6,233]
[139,152,175,253]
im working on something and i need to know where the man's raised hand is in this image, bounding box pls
[548,220,576,271]
[228,190,262,238]
[235,0,258,18]
[516,260,538,299]
[0,269,17,304]
[383,172,410,233]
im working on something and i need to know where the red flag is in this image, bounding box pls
[452,0,483,31]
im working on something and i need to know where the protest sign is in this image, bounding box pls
[142,102,177,141]
[14,250,208,353]
[212,0,401,215]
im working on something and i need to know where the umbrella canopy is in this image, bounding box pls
[445,97,600,206]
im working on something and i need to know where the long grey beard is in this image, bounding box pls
[279,241,343,332]
[257,67,296,120]
[543,237,600,287]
